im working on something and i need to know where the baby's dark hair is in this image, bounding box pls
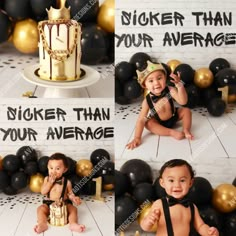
[49,153,68,168]
[159,159,195,179]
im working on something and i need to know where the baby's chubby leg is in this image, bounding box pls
[34,204,49,234]
[67,204,86,233]
[145,118,185,140]
[178,107,194,140]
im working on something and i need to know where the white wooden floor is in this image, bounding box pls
[0,190,114,236]
[0,42,114,98]
[115,99,236,187]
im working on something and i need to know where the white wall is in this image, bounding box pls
[115,0,236,70]
[0,98,114,160]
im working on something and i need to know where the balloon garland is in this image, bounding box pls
[0,146,114,196]
[115,159,236,235]
[115,53,236,117]
[0,0,114,64]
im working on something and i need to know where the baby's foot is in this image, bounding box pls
[69,223,86,232]
[183,130,194,140]
[170,130,185,140]
[34,223,48,234]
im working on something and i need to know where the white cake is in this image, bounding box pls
[38,0,82,81]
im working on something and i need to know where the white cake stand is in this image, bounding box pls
[21,64,100,98]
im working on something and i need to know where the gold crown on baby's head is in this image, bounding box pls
[136,61,167,88]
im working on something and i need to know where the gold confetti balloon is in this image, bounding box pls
[97,0,114,33]
[138,203,157,232]
[12,18,39,54]
[212,184,236,213]
[76,159,93,177]
[103,183,114,191]
[29,173,44,193]
[167,59,181,73]
[194,68,214,89]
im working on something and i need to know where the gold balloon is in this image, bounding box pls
[97,0,114,33]
[167,59,181,72]
[194,68,214,89]
[29,173,44,193]
[228,94,236,103]
[212,184,236,213]
[13,19,39,54]
[76,159,93,177]
[103,183,114,191]
[0,156,3,171]
[138,203,157,232]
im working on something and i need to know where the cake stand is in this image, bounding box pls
[21,64,100,98]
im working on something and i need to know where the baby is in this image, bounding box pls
[127,61,193,150]
[140,159,219,236]
[34,153,85,233]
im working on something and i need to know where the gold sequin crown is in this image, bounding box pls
[136,61,167,87]
[47,0,71,20]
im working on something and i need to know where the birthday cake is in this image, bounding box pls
[38,0,82,81]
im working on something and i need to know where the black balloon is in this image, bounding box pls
[81,24,108,65]
[115,170,130,197]
[133,182,155,205]
[30,0,55,20]
[174,64,195,85]
[215,68,236,87]
[96,160,114,177]
[187,176,213,206]
[207,98,226,117]
[70,174,96,195]
[16,146,38,166]
[11,171,28,190]
[2,154,21,172]
[129,52,151,71]
[115,61,136,84]
[153,177,166,199]
[90,148,110,166]
[115,78,124,98]
[209,58,230,75]
[4,0,31,20]
[0,11,12,43]
[185,84,200,108]
[233,177,236,186]
[66,0,99,22]
[64,157,76,176]
[120,159,153,188]
[201,87,220,107]
[103,174,114,185]
[115,96,130,105]
[198,205,223,230]
[3,185,18,195]
[223,212,236,236]
[124,79,142,100]
[0,171,10,189]
[38,156,49,175]
[24,161,38,176]
[115,195,138,229]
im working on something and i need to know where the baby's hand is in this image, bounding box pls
[146,208,160,226]
[70,195,82,206]
[170,72,183,88]
[48,174,56,184]
[208,227,219,236]
[126,138,141,150]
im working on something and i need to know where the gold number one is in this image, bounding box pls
[92,177,105,201]
[218,86,229,104]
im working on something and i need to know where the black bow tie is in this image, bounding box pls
[54,177,63,185]
[150,91,166,103]
[168,196,190,208]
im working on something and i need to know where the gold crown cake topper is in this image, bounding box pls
[47,0,71,20]
[136,60,167,87]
